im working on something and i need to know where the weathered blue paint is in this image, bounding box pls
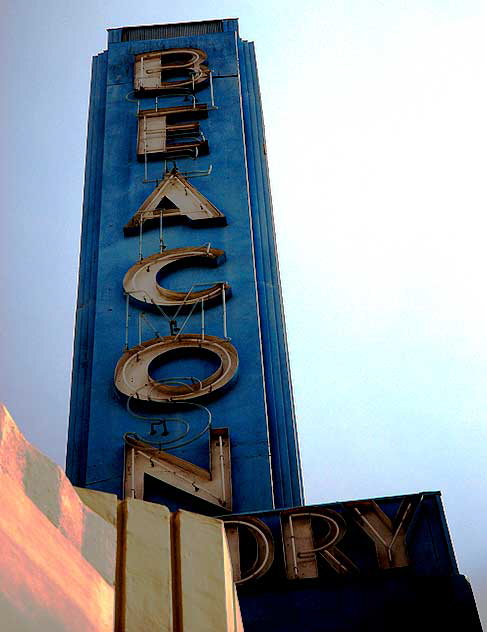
[67,51,107,487]
[67,20,304,511]
[231,492,483,631]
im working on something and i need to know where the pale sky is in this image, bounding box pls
[1,0,486,625]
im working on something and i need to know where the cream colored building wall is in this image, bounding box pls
[0,403,243,632]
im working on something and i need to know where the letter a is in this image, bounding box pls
[124,169,226,235]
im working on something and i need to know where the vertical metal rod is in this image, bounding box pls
[131,448,136,499]
[138,57,144,112]
[138,312,142,346]
[144,115,148,181]
[125,293,130,349]
[209,71,215,108]
[288,516,299,577]
[218,435,226,504]
[222,285,227,339]
[201,298,205,340]
[155,96,158,111]
[139,219,143,261]
[159,211,164,253]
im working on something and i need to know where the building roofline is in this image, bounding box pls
[107,18,238,32]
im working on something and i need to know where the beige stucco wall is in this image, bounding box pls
[0,403,243,631]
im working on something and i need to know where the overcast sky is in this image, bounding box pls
[1,0,486,625]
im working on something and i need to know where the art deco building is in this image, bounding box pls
[67,18,303,515]
[64,19,482,631]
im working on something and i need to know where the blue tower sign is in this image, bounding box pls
[67,19,303,514]
[68,19,483,631]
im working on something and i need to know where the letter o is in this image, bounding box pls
[114,334,238,402]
